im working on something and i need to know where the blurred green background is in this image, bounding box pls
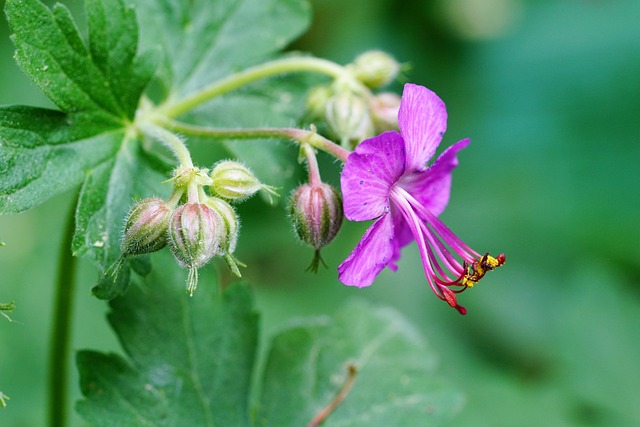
[2,0,639,426]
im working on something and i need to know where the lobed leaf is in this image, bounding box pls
[77,259,460,426]
[76,252,259,426]
[5,0,158,118]
[2,0,162,295]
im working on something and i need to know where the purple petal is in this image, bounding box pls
[398,83,448,172]
[338,213,395,287]
[341,131,406,221]
[399,138,469,217]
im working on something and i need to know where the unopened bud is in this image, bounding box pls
[204,197,246,277]
[369,92,401,132]
[169,202,221,295]
[121,198,172,257]
[204,197,239,254]
[350,50,400,89]
[210,160,277,202]
[325,92,374,149]
[290,183,343,272]
[305,85,332,119]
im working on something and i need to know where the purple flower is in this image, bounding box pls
[338,83,504,314]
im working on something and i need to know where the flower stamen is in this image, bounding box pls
[461,253,506,288]
[389,186,504,314]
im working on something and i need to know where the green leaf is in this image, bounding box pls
[2,0,162,295]
[0,105,121,213]
[130,0,311,96]
[1,0,159,212]
[77,259,460,426]
[6,0,157,118]
[257,300,462,426]
[2,0,314,291]
[76,252,259,426]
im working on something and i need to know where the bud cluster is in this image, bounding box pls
[117,160,274,295]
[305,50,402,149]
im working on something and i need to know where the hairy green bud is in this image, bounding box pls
[350,50,400,89]
[209,160,276,202]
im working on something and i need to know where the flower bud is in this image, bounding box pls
[369,92,401,132]
[305,85,332,119]
[350,50,400,89]
[325,91,374,149]
[121,198,172,257]
[290,183,343,272]
[209,160,276,202]
[204,197,246,277]
[204,197,239,254]
[169,202,221,295]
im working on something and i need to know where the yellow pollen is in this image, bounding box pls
[461,253,505,288]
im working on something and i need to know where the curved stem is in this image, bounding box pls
[48,195,79,427]
[138,122,194,168]
[157,56,349,119]
[157,118,351,162]
[301,144,321,186]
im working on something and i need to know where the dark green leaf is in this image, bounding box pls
[258,300,462,426]
[0,105,120,213]
[5,0,158,118]
[2,0,161,291]
[76,252,259,426]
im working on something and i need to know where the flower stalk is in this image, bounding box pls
[138,121,194,168]
[157,56,352,119]
[156,118,351,162]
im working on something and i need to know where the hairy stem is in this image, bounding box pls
[158,56,349,119]
[158,119,351,162]
[48,196,79,427]
[302,143,322,186]
[138,122,194,168]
